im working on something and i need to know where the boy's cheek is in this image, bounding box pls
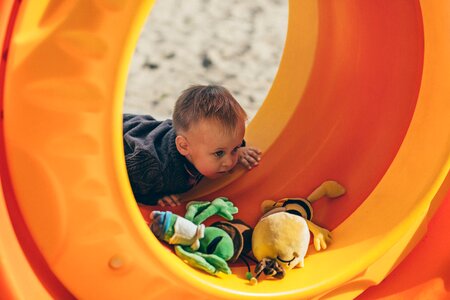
[231,157,240,169]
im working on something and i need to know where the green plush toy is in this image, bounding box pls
[150,197,252,276]
[250,181,346,284]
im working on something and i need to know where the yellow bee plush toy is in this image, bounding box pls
[250,181,346,284]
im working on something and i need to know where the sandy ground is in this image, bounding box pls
[124,0,288,121]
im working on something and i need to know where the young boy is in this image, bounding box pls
[123,85,261,207]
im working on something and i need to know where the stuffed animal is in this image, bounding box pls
[250,181,346,284]
[150,197,252,276]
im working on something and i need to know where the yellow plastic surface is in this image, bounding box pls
[1,0,449,299]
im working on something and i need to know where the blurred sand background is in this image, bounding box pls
[124,0,288,121]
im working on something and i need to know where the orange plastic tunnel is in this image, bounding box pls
[1,0,449,299]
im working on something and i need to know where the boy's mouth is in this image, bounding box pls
[217,170,231,175]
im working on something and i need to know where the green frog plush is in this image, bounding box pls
[150,197,252,276]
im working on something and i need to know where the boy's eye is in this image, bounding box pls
[232,147,239,154]
[214,151,225,158]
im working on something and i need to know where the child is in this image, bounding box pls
[123,85,261,207]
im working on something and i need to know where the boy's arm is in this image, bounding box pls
[125,150,165,206]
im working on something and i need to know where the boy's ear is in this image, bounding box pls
[175,135,189,156]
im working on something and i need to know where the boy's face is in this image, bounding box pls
[176,119,245,179]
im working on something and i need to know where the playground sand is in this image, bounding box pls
[124,0,288,121]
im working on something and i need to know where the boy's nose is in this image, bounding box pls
[222,156,236,169]
[221,159,231,168]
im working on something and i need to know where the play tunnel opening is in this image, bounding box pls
[122,0,289,264]
[121,0,289,284]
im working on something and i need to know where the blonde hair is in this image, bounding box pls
[173,85,247,134]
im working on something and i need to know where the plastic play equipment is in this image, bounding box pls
[1,0,449,299]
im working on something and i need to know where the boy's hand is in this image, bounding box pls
[238,147,261,170]
[157,194,181,207]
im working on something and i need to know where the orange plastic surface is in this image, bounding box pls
[1,0,449,299]
[359,188,450,300]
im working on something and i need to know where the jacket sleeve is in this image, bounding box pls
[125,149,163,205]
